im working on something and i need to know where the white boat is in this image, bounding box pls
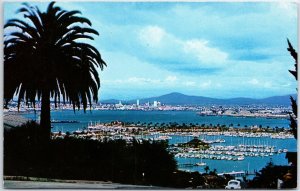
[156,135,172,140]
[196,162,206,166]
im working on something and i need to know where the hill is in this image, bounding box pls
[101,92,296,106]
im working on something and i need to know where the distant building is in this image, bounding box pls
[157,101,161,107]
[137,99,139,106]
[153,101,158,107]
[115,101,123,108]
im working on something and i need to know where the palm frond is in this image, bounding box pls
[287,39,297,80]
[4,1,106,113]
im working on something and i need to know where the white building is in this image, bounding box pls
[115,101,123,108]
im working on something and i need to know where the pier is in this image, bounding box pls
[218,171,246,177]
[218,170,257,177]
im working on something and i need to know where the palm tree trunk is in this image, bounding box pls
[40,90,51,140]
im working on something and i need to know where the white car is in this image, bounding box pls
[225,180,241,189]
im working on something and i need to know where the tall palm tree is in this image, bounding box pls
[4,2,106,140]
[287,39,297,139]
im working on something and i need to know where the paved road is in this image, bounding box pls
[4,180,165,189]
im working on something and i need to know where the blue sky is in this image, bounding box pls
[4,2,298,100]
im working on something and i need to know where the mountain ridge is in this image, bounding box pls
[100,92,297,106]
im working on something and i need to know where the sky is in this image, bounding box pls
[4,1,298,100]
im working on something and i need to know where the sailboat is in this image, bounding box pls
[196,157,206,166]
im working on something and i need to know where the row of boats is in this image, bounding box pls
[170,144,288,161]
[160,131,294,139]
[176,153,246,161]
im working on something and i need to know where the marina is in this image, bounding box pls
[23,110,296,177]
[3,1,298,188]
[172,144,287,161]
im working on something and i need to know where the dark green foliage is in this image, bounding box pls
[287,39,297,80]
[209,168,217,175]
[179,137,209,149]
[4,122,211,188]
[248,161,296,188]
[289,94,297,139]
[4,2,106,139]
[289,114,297,139]
[204,166,210,173]
[290,96,297,116]
[287,39,297,139]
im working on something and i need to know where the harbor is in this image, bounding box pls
[16,109,295,178]
[3,1,298,188]
[49,117,295,177]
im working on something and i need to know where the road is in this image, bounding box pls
[4,180,165,189]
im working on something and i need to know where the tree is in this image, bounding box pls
[204,166,210,174]
[4,2,106,140]
[209,168,217,175]
[287,39,297,139]
[248,160,295,188]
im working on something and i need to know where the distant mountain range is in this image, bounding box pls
[100,92,297,106]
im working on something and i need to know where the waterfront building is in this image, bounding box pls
[154,101,158,107]
[115,101,123,108]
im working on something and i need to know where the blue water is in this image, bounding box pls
[24,110,296,177]
[170,135,296,175]
[25,110,290,133]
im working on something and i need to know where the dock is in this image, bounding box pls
[218,171,245,177]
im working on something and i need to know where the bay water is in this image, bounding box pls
[24,110,296,177]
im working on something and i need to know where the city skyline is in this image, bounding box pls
[4,2,298,100]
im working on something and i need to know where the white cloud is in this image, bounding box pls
[248,78,259,85]
[138,26,166,47]
[127,77,161,84]
[184,81,196,87]
[165,75,177,82]
[183,39,228,66]
[246,78,279,89]
[200,80,212,88]
[272,2,297,18]
[263,82,272,88]
[4,2,297,100]
[280,83,291,87]
[137,25,230,69]
[105,76,178,86]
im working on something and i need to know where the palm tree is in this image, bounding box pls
[287,39,297,139]
[4,2,106,140]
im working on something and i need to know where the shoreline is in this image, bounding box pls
[4,107,290,119]
[3,110,289,132]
